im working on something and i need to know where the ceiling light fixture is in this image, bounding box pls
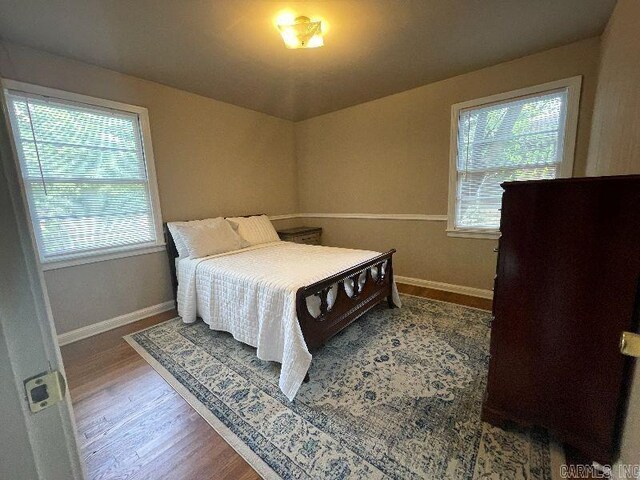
[277,15,324,49]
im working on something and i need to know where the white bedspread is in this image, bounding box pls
[176,241,400,400]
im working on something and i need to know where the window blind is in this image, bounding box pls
[454,89,568,230]
[6,91,158,261]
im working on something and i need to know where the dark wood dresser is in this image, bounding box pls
[483,175,640,464]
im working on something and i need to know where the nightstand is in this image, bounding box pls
[277,226,322,245]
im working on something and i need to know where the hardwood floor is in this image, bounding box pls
[61,310,259,480]
[396,282,493,311]
[61,285,588,479]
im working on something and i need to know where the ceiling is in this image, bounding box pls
[0,1,616,121]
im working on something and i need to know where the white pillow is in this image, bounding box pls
[226,215,280,246]
[174,217,249,259]
[167,218,218,258]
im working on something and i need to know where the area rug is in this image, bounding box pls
[125,295,561,479]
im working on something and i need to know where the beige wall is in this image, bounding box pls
[295,37,601,290]
[0,37,602,331]
[586,0,640,177]
[0,42,298,334]
[43,253,173,334]
[306,217,497,291]
[583,0,640,473]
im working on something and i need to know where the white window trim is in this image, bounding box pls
[446,76,582,239]
[1,79,165,270]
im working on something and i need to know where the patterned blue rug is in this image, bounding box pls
[126,295,557,479]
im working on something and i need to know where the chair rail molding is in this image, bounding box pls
[269,213,448,221]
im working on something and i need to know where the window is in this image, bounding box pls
[447,77,581,238]
[4,81,163,268]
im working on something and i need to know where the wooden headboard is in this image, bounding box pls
[163,223,180,298]
[163,214,266,299]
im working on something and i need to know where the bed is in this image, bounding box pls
[164,217,400,400]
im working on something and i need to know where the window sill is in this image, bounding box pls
[41,244,166,271]
[446,229,501,240]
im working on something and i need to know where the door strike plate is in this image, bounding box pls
[24,370,67,413]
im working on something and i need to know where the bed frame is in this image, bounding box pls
[163,218,397,354]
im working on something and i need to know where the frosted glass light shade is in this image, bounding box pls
[278,16,324,49]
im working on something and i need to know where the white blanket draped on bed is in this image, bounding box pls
[176,241,400,400]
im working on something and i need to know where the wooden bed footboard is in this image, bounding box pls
[295,249,397,352]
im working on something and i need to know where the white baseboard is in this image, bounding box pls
[395,275,494,300]
[57,300,176,346]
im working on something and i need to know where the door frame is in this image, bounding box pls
[0,80,84,479]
